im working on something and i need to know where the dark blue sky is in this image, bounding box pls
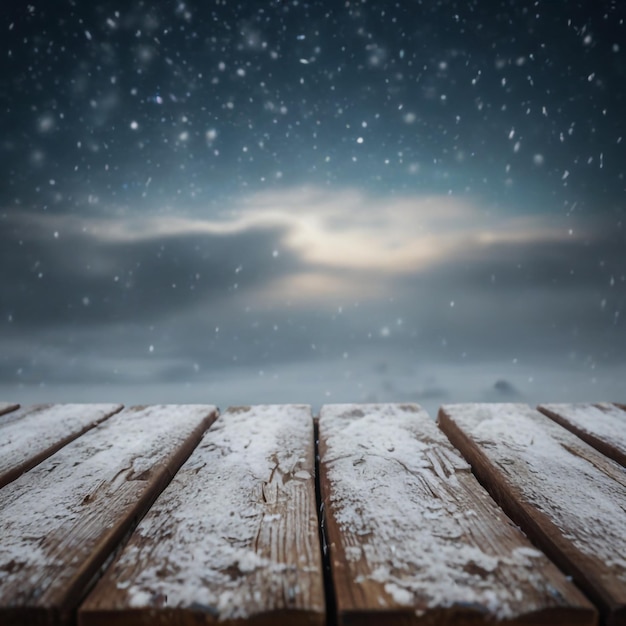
[1,0,625,412]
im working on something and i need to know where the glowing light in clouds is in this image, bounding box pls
[9,186,582,303]
[18,186,574,268]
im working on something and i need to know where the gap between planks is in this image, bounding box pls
[313,416,338,626]
[0,404,124,489]
[438,403,626,626]
[79,405,326,626]
[0,404,218,626]
[538,402,626,468]
[318,403,595,625]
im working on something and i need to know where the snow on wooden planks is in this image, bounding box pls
[318,403,595,625]
[80,404,325,626]
[439,403,626,626]
[0,404,122,489]
[0,403,19,417]
[0,404,217,626]
[538,402,626,468]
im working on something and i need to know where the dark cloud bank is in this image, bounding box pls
[1,206,624,415]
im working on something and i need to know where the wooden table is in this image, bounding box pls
[1,401,625,626]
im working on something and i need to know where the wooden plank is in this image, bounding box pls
[79,404,325,626]
[438,403,626,626]
[538,402,626,467]
[0,404,123,489]
[0,404,43,427]
[0,403,19,418]
[318,403,595,625]
[0,404,217,626]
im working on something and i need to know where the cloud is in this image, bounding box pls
[4,186,597,310]
[0,217,293,327]
[238,187,577,272]
[1,186,624,400]
[12,186,579,258]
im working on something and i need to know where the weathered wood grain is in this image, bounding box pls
[0,404,122,489]
[538,403,626,468]
[318,403,595,625]
[439,403,626,626]
[0,404,218,626]
[79,404,325,626]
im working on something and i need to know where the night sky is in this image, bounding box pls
[1,0,625,414]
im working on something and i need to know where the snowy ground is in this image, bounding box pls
[3,354,623,419]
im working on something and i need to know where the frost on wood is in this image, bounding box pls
[538,402,626,467]
[439,403,626,624]
[0,403,122,488]
[319,403,595,624]
[80,404,325,625]
[0,404,217,623]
